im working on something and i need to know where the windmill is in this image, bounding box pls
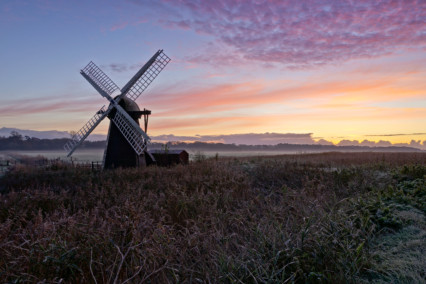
[64,50,171,169]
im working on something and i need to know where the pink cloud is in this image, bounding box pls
[142,73,424,120]
[160,19,191,30]
[0,95,103,116]
[110,21,128,31]
[153,0,426,67]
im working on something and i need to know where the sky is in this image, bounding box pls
[0,0,425,148]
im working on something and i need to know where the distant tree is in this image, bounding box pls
[10,131,23,141]
[69,130,77,140]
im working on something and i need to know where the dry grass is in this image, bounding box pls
[0,152,425,283]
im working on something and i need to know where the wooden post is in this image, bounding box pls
[143,108,149,133]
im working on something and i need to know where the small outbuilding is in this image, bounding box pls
[148,149,189,166]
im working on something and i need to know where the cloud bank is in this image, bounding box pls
[148,0,426,68]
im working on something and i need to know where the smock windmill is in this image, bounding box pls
[64,50,171,169]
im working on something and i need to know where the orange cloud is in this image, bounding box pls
[143,72,425,121]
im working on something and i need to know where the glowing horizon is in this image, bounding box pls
[0,1,425,148]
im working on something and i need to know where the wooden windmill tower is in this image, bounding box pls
[64,50,170,169]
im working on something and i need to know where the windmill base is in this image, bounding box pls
[103,118,150,169]
[103,150,157,169]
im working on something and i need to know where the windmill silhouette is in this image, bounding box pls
[64,50,170,169]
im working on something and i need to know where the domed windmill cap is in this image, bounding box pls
[117,96,141,112]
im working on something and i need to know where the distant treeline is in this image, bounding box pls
[162,141,422,152]
[0,131,105,150]
[0,131,422,152]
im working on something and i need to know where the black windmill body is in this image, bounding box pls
[103,97,152,168]
[64,50,170,169]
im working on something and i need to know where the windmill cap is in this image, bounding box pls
[116,96,141,112]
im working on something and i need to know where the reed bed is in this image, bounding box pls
[0,152,425,283]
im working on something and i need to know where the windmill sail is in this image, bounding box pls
[121,50,171,101]
[64,49,170,169]
[111,108,149,155]
[81,61,120,100]
[64,105,111,157]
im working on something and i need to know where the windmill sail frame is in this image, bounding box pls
[63,50,170,166]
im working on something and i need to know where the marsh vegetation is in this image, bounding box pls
[0,152,425,283]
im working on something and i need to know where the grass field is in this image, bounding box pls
[0,149,328,164]
[0,152,425,283]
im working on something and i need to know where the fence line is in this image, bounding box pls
[0,157,102,174]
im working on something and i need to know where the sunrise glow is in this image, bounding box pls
[0,1,425,149]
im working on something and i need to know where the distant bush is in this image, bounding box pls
[193,151,206,162]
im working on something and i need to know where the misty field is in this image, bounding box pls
[0,149,326,165]
[0,152,425,283]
